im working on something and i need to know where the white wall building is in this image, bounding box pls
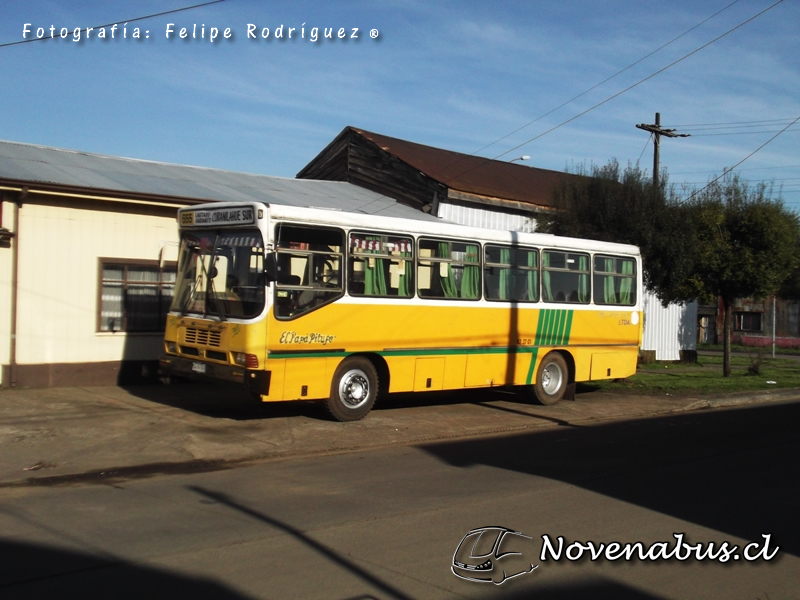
[0,140,428,387]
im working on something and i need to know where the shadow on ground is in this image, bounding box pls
[419,400,800,559]
[0,539,249,599]
[121,380,552,422]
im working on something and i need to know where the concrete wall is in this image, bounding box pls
[0,201,12,380]
[1,198,180,386]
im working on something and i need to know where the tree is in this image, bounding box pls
[687,174,800,376]
[543,161,800,378]
[541,159,702,304]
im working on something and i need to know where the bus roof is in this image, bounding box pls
[180,201,641,256]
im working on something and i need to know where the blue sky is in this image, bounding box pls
[1,0,798,208]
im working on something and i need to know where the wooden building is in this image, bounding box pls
[298,126,566,232]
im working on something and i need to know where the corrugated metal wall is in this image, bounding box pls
[437,202,537,232]
[642,291,698,360]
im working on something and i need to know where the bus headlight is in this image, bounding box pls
[165,341,177,354]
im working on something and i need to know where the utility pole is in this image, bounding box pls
[636,112,690,192]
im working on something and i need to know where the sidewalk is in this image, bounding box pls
[2,382,799,488]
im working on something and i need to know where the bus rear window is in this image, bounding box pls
[593,255,636,306]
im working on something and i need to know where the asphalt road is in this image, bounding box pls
[1,396,798,599]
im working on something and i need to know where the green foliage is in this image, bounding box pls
[544,161,800,378]
[543,162,800,308]
[542,159,701,305]
[688,173,800,303]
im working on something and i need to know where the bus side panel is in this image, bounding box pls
[262,359,285,400]
[443,354,467,390]
[280,357,336,401]
[384,355,415,393]
[590,349,638,380]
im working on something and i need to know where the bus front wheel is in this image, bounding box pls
[327,357,378,422]
[532,352,568,405]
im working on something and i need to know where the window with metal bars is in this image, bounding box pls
[98,259,176,332]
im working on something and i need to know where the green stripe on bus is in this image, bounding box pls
[535,310,547,346]
[269,345,541,360]
[551,309,562,344]
[564,310,574,344]
[525,347,540,385]
[534,308,574,346]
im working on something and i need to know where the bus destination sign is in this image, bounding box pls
[181,206,256,227]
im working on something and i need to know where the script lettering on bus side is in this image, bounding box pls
[279,331,336,346]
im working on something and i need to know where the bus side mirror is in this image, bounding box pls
[264,252,278,284]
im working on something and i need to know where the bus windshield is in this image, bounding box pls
[170,229,265,319]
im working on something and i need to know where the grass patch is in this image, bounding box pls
[585,355,800,395]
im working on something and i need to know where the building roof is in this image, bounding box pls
[348,127,566,208]
[0,139,438,220]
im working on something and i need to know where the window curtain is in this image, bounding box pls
[461,245,480,299]
[364,236,387,296]
[397,248,412,297]
[578,255,589,303]
[499,247,511,300]
[542,252,553,301]
[438,242,458,298]
[619,259,634,304]
[526,250,538,301]
[603,257,617,304]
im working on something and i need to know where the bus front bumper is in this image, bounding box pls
[159,355,271,396]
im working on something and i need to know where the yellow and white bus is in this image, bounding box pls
[160,202,642,420]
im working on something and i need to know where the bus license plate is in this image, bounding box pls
[192,362,206,374]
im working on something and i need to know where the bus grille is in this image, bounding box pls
[183,328,222,347]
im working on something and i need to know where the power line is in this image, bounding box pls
[684,115,800,201]
[672,164,800,175]
[443,0,785,184]
[688,129,800,137]
[667,117,797,128]
[465,0,743,159]
[489,0,784,162]
[0,0,225,49]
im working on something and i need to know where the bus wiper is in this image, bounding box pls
[175,248,200,316]
[204,233,226,321]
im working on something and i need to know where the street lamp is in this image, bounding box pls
[509,155,530,163]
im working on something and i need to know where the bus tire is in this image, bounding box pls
[327,357,378,422]
[532,352,568,405]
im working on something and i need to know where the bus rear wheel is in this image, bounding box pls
[327,357,378,422]
[532,352,568,405]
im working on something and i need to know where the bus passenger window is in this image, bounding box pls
[484,245,539,302]
[417,239,480,300]
[348,233,413,298]
[542,250,590,304]
[273,225,344,319]
[593,255,636,306]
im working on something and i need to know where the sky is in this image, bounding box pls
[1,0,798,209]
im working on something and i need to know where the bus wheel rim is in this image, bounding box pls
[541,363,563,395]
[339,369,370,408]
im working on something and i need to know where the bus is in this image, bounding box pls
[159,201,643,421]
